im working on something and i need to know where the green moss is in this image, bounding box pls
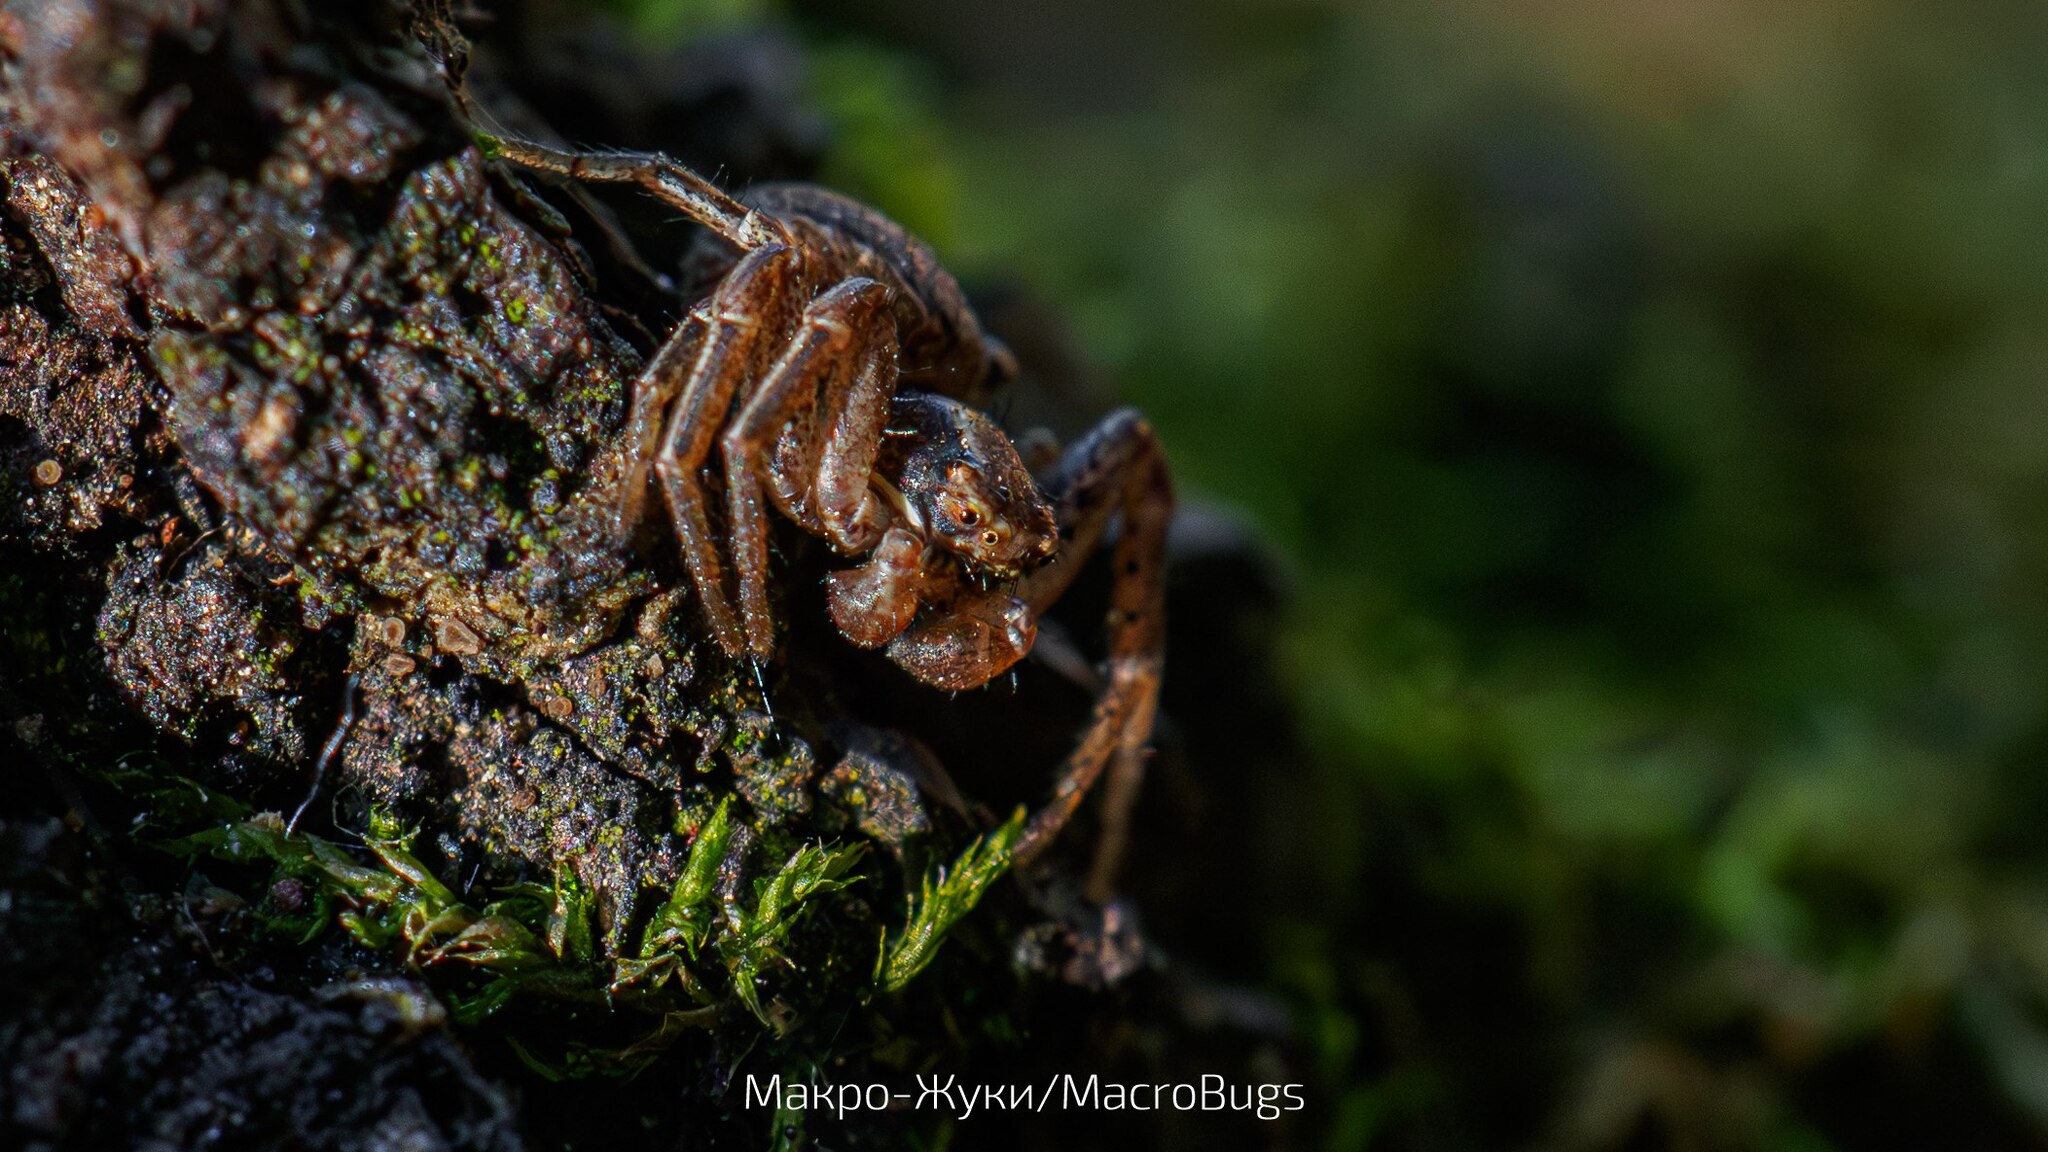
[876,807,1025,993]
[641,796,733,960]
[156,787,885,1038]
[721,838,865,1023]
[548,862,598,967]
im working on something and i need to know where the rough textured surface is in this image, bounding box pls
[0,1,1300,1148]
[1,0,716,924]
[0,142,159,558]
[0,811,522,1152]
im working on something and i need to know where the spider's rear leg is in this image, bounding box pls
[721,278,898,660]
[1011,410,1173,904]
[649,244,807,655]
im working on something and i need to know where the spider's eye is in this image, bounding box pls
[959,507,981,527]
[981,530,1001,548]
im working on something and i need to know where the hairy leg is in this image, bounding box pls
[811,325,900,554]
[421,6,784,253]
[809,307,920,649]
[651,244,806,654]
[760,295,896,549]
[616,305,706,538]
[720,278,895,659]
[1011,410,1173,904]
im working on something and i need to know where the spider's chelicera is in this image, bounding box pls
[452,79,1171,899]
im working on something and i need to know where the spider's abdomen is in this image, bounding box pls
[740,183,1002,399]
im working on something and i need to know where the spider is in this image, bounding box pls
[436,58,1173,899]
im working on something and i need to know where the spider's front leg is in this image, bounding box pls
[721,278,900,658]
[638,244,808,656]
[1006,411,1176,901]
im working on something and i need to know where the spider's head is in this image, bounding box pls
[897,399,1058,578]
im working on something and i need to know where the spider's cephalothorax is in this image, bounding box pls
[453,91,1170,898]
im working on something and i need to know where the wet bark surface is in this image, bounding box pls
[0,2,1308,1148]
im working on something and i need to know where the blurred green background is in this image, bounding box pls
[565,0,2048,1146]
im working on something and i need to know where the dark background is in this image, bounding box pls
[548,0,2048,1147]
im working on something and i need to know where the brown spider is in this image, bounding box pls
[430,34,1170,898]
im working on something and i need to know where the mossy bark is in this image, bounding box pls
[0,2,1303,1148]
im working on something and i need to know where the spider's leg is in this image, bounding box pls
[812,312,900,554]
[616,306,705,537]
[721,278,895,660]
[1011,409,1173,904]
[425,5,782,250]
[808,319,924,647]
[470,130,783,251]
[757,285,899,547]
[651,244,806,655]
